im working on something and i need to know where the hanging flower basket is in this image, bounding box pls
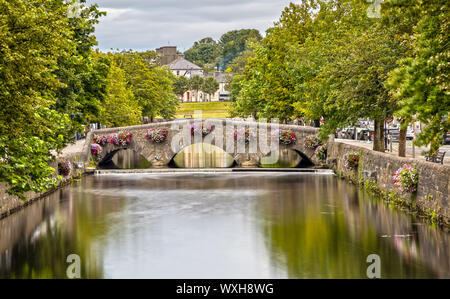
[146,128,168,143]
[118,132,133,146]
[273,129,296,145]
[343,151,360,170]
[233,128,256,143]
[304,135,322,149]
[393,163,418,193]
[91,143,103,156]
[314,145,327,162]
[58,158,72,177]
[93,135,108,146]
[190,123,212,136]
[108,133,119,146]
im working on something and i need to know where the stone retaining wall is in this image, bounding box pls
[327,138,449,225]
[0,166,93,220]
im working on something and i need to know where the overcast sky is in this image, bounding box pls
[86,0,295,52]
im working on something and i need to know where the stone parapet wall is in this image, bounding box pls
[86,119,320,167]
[327,139,449,225]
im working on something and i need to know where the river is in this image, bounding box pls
[0,173,448,278]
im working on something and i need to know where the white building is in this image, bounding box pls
[157,46,231,103]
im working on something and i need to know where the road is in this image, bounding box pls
[336,139,450,165]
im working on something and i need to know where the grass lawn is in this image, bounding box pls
[175,102,231,118]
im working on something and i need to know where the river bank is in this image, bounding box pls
[328,138,449,227]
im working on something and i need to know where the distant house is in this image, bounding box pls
[157,46,231,103]
[204,72,230,102]
[169,56,203,78]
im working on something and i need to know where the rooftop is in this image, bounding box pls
[169,57,202,71]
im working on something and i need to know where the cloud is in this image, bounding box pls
[86,0,295,52]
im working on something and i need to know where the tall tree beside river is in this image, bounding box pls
[0,0,102,198]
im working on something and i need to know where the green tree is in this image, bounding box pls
[218,29,262,71]
[173,76,190,99]
[111,50,179,121]
[100,64,142,127]
[189,75,205,102]
[288,0,404,151]
[230,3,315,121]
[0,0,78,198]
[53,0,109,136]
[184,37,220,70]
[388,0,449,154]
[202,77,220,102]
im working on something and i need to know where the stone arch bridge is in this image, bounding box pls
[82,119,321,168]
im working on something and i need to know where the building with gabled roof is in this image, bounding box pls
[168,56,203,78]
[156,45,231,102]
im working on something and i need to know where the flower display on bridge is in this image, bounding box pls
[57,158,72,177]
[393,163,418,193]
[91,143,102,156]
[304,135,322,149]
[146,128,168,143]
[343,151,360,170]
[118,132,133,146]
[274,129,297,145]
[190,122,212,136]
[108,133,119,146]
[314,145,327,162]
[233,128,256,143]
[93,134,108,146]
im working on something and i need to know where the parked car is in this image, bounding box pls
[388,129,400,142]
[406,128,415,140]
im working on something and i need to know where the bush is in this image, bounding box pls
[108,133,119,146]
[393,163,418,193]
[314,145,327,162]
[146,129,168,143]
[276,129,297,145]
[118,132,133,146]
[57,158,72,177]
[91,143,103,156]
[304,135,322,149]
[93,135,108,146]
[343,151,360,170]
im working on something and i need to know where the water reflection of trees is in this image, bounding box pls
[258,177,448,278]
[0,176,130,278]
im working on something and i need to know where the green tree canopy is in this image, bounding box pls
[100,64,142,127]
[110,50,179,120]
[387,0,449,153]
[218,29,262,71]
[0,0,98,198]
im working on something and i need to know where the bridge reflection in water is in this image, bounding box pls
[171,143,235,168]
[112,149,151,169]
[260,149,301,168]
[105,144,311,169]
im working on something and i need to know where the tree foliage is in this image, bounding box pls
[109,50,179,120]
[183,29,262,72]
[0,0,98,198]
[387,0,449,153]
[230,0,446,153]
[100,64,142,127]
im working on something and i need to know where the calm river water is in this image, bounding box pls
[0,173,448,278]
